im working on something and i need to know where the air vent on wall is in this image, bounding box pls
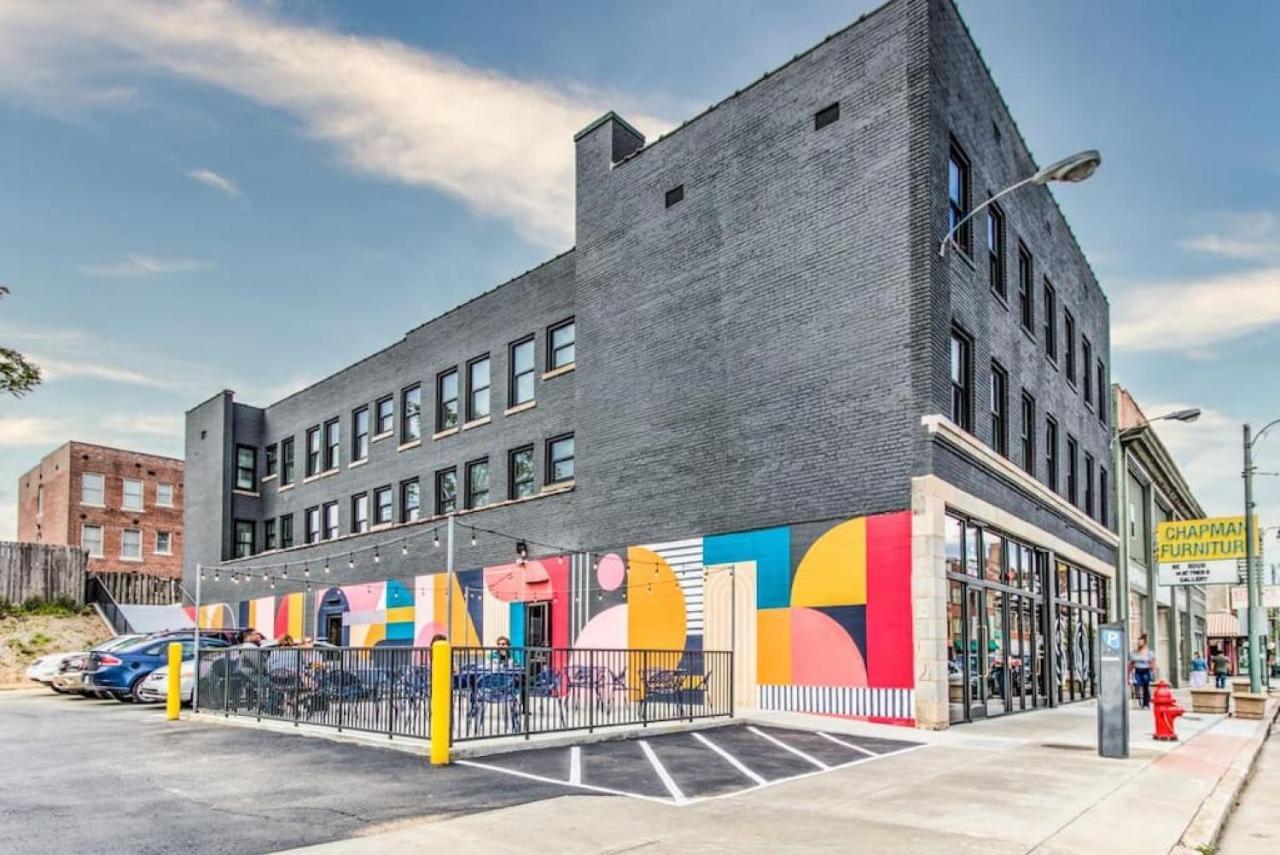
[814,102,840,130]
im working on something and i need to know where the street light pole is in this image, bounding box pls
[1242,418,1280,693]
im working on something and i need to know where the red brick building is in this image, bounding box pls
[17,441,184,581]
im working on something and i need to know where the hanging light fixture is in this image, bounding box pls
[322,559,329,575]
[373,546,380,564]
[401,542,408,557]
[304,564,311,578]
[433,528,440,548]
[282,566,289,580]
[348,554,355,570]
[470,530,477,547]
[213,570,220,582]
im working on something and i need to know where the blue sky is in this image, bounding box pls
[1,0,1278,549]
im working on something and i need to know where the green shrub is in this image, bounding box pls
[0,595,90,618]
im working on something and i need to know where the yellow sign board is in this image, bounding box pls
[1156,515,1261,585]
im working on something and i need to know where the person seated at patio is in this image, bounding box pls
[490,636,520,667]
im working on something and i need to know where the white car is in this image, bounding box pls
[27,634,147,694]
[136,659,195,704]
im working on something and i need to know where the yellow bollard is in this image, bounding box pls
[430,640,451,765]
[166,642,182,721]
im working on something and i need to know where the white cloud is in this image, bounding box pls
[99,413,184,438]
[79,253,212,278]
[186,167,242,199]
[30,355,187,391]
[0,1,671,247]
[0,416,72,448]
[1179,212,1280,262]
[1111,267,1280,352]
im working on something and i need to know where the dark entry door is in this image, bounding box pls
[525,601,551,671]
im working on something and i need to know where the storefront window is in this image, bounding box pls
[965,523,981,577]
[985,534,1004,584]
[945,515,964,576]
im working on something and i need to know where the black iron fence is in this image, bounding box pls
[195,645,731,743]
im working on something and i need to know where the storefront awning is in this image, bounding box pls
[1206,612,1242,638]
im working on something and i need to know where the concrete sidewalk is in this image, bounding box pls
[275,692,1277,854]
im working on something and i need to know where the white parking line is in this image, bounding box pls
[455,759,677,806]
[747,726,828,769]
[692,732,767,785]
[639,739,687,805]
[816,731,878,757]
[569,746,582,786]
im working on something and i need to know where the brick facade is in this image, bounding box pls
[17,442,184,580]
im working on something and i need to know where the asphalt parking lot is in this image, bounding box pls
[1,690,922,854]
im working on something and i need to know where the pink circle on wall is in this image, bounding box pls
[597,553,625,591]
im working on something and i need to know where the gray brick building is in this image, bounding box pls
[186,0,1118,728]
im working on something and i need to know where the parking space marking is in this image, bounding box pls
[456,758,678,806]
[569,745,582,786]
[692,731,767,785]
[816,731,877,757]
[747,725,828,769]
[639,739,688,805]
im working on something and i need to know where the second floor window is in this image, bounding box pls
[510,337,535,406]
[1084,452,1095,516]
[1020,392,1036,477]
[306,427,321,477]
[374,485,393,525]
[466,458,489,509]
[123,477,144,511]
[264,444,278,478]
[232,521,253,559]
[549,318,575,370]
[1100,468,1110,528]
[82,472,104,506]
[263,519,276,551]
[950,328,972,431]
[157,482,174,507]
[1066,436,1079,506]
[436,468,457,516]
[947,142,971,254]
[82,524,103,557]
[1064,310,1076,384]
[510,445,535,499]
[323,501,339,540]
[323,418,340,470]
[156,530,173,555]
[401,478,420,523]
[989,362,1008,457]
[1043,279,1057,361]
[987,203,1005,297]
[376,396,394,435]
[436,371,458,432]
[123,527,143,560]
[467,356,490,422]
[352,493,370,533]
[1018,244,1034,333]
[1083,338,1094,405]
[236,446,256,490]
[547,434,575,484]
[1097,360,1108,425]
[280,437,295,485]
[353,406,370,461]
[305,507,320,544]
[1045,416,1059,491]
[280,514,294,549]
[403,384,422,441]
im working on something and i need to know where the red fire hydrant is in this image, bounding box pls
[1152,680,1183,741]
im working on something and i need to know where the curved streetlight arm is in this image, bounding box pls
[938,175,1037,257]
[1248,417,1280,449]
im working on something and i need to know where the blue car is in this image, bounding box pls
[84,634,231,703]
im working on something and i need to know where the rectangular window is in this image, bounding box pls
[82,524,104,558]
[1084,452,1095,516]
[466,458,490,509]
[352,493,370,533]
[1018,244,1034,333]
[263,519,276,551]
[264,444,277,478]
[1043,279,1057,361]
[547,434,575,484]
[236,446,257,490]
[323,418,340,471]
[947,141,972,254]
[435,371,458,432]
[814,102,840,131]
[280,514,294,549]
[374,485,393,525]
[156,482,174,507]
[1020,392,1036,477]
[81,472,104,506]
[306,427,321,477]
[1045,416,1059,491]
[987,202,1006,298]
[1066,436,1079,506]
[990,361,1008,457]
[156,530,173,555]
[509,337,535,407]
[123,527,143,560]
[510,445,536,499]
[305,507,320,544]
[280,437,295,485]
[323,502,339,540]
[122,477,144,511]
[467,355,491,421]
[1064,310,1077,384]
[403,383,423,441]
[1082,337,1093,405]
[950,328,972,431]
[548,318,575,370]
[232,521,253,559]
[353,406,370,461]
[1097,361,1108,425]
[665,185,684,208]
[435,468,458,516]
[375,395,394,436]
[1100,468,1109,528]
[36,484,43,516]
[400,478,420,523]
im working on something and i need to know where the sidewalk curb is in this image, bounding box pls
[1173,698,1279,854]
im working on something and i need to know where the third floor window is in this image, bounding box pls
[950,328,972,431]
[436,467,457,516]
[1064,310,1076,385]
[466,458,489,509]
[549,318,575,370]
[510,336,535,407]
[353,406,369,461]
[1020,392,1036,477]
[1018,244,1034,333]
[1045,416,1059,492]
[947,142,971,254]
[82,472,104,506]
[403,384,422,442]
[1043,279,1057,362]
[1082,337,1094,406]
[323,418,340,471]
[376,395,394,436]
[436,371,458,432]
[123,477,144,511]
[280,437,295,485]
[305,427,321,477]
[510,445,535,499]
[987,202,1005,298]
[467,355,490,422]
[235,446,256,491]
[989,362,1008,457]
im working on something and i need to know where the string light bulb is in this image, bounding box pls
[282,567,288,580]
[401,542,408,557]
[304,564,311,578]
[213,570,219,582]
[348,554,355,570]
[322,559,329,575]
[470,530,477,547]
[373,546,380,564]
[433,529,440,548]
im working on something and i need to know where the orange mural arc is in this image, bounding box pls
[626,546,687,651]
[790,517,867,608]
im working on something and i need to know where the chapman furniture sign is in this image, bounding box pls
[1156,515,1259,586]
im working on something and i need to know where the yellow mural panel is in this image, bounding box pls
[757,608,792,684]
[287,593,305,640]
[790,517,867,608]
[449,573,480,645]
[386,606,414,624]
[627,547,687,651]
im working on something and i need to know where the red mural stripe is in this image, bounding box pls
[549,556,571,649]
[865,510,913,688]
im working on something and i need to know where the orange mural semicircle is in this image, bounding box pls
[791,517,867,608]
[626,546,686,651]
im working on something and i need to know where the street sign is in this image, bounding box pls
[1230,585,1280,609]
[1156,515,1261,586]
[1097,622,1129,759]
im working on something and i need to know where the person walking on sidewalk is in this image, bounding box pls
[1189,649,1209,688]
[1211,647,1231,689]
[1130,634,1157,708]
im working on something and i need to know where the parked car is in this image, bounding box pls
[136,659,195,704]
[84,635,231,702]
[25,634,147,693]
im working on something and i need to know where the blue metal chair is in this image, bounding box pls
[527,667,567,729]
[640,668,684,720]
[466,671,521,736]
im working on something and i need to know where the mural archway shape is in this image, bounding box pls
[316,587,350,647]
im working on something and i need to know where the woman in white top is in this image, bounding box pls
[1130,634,1157,708]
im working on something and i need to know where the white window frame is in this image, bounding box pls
[82,472,105,507]
[82,524,104,558]
[155,531,173,555]
[122,477,144,512]
[156,482,175,507]
[121,527,143,561]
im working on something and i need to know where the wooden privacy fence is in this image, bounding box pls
[0,541,88,605]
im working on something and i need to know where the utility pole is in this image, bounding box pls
[445,513,455,642]
[1244,424,1263,693]
[1112,385,1130,629]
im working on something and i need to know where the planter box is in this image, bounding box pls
[1234,692,1268,720]
[1230,677,1252,696]
[1190,688,1230,714]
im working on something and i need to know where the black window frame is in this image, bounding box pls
[374,485,393,526]
[351,492,370,534]
[665,185,684,208]
[233,519,255,558]
[263,518,277,551]
[1018,243,1034,334]
[1097,360,1108,425]
[1043,278,1057,362]
[987,201,1006,299]
[375,395,394,436]
[1082,337,1093,406]
[465,457,490,510]
[322,501,339,541]
[305,507,320,544]
[814,102,840,131]
[1099,467,1109,528]
[1066,435,1079,506]
[1020,392,1036,477]
[509,445,536,499]
[466,354,491,422]
[353,406,370,461]
[546,433,575,485]
[950,326,973,432]
[1084,452,1095,517]
[402,383,423,442]
[947,140,972,255]
[548,318,575,371]
[1064,309,1077,385]
[400,478,421,523]
[435,370,458,433]
[323,417,340,471]
[990,360,1008,457]
[264,443,278,478]
[509,336,536,408]
[280,437,295,486]
[279,513,294,549]
[235,445,257,491]
[435,467,458,516]
[1045,416,1059,492]
[305,426,321,478]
